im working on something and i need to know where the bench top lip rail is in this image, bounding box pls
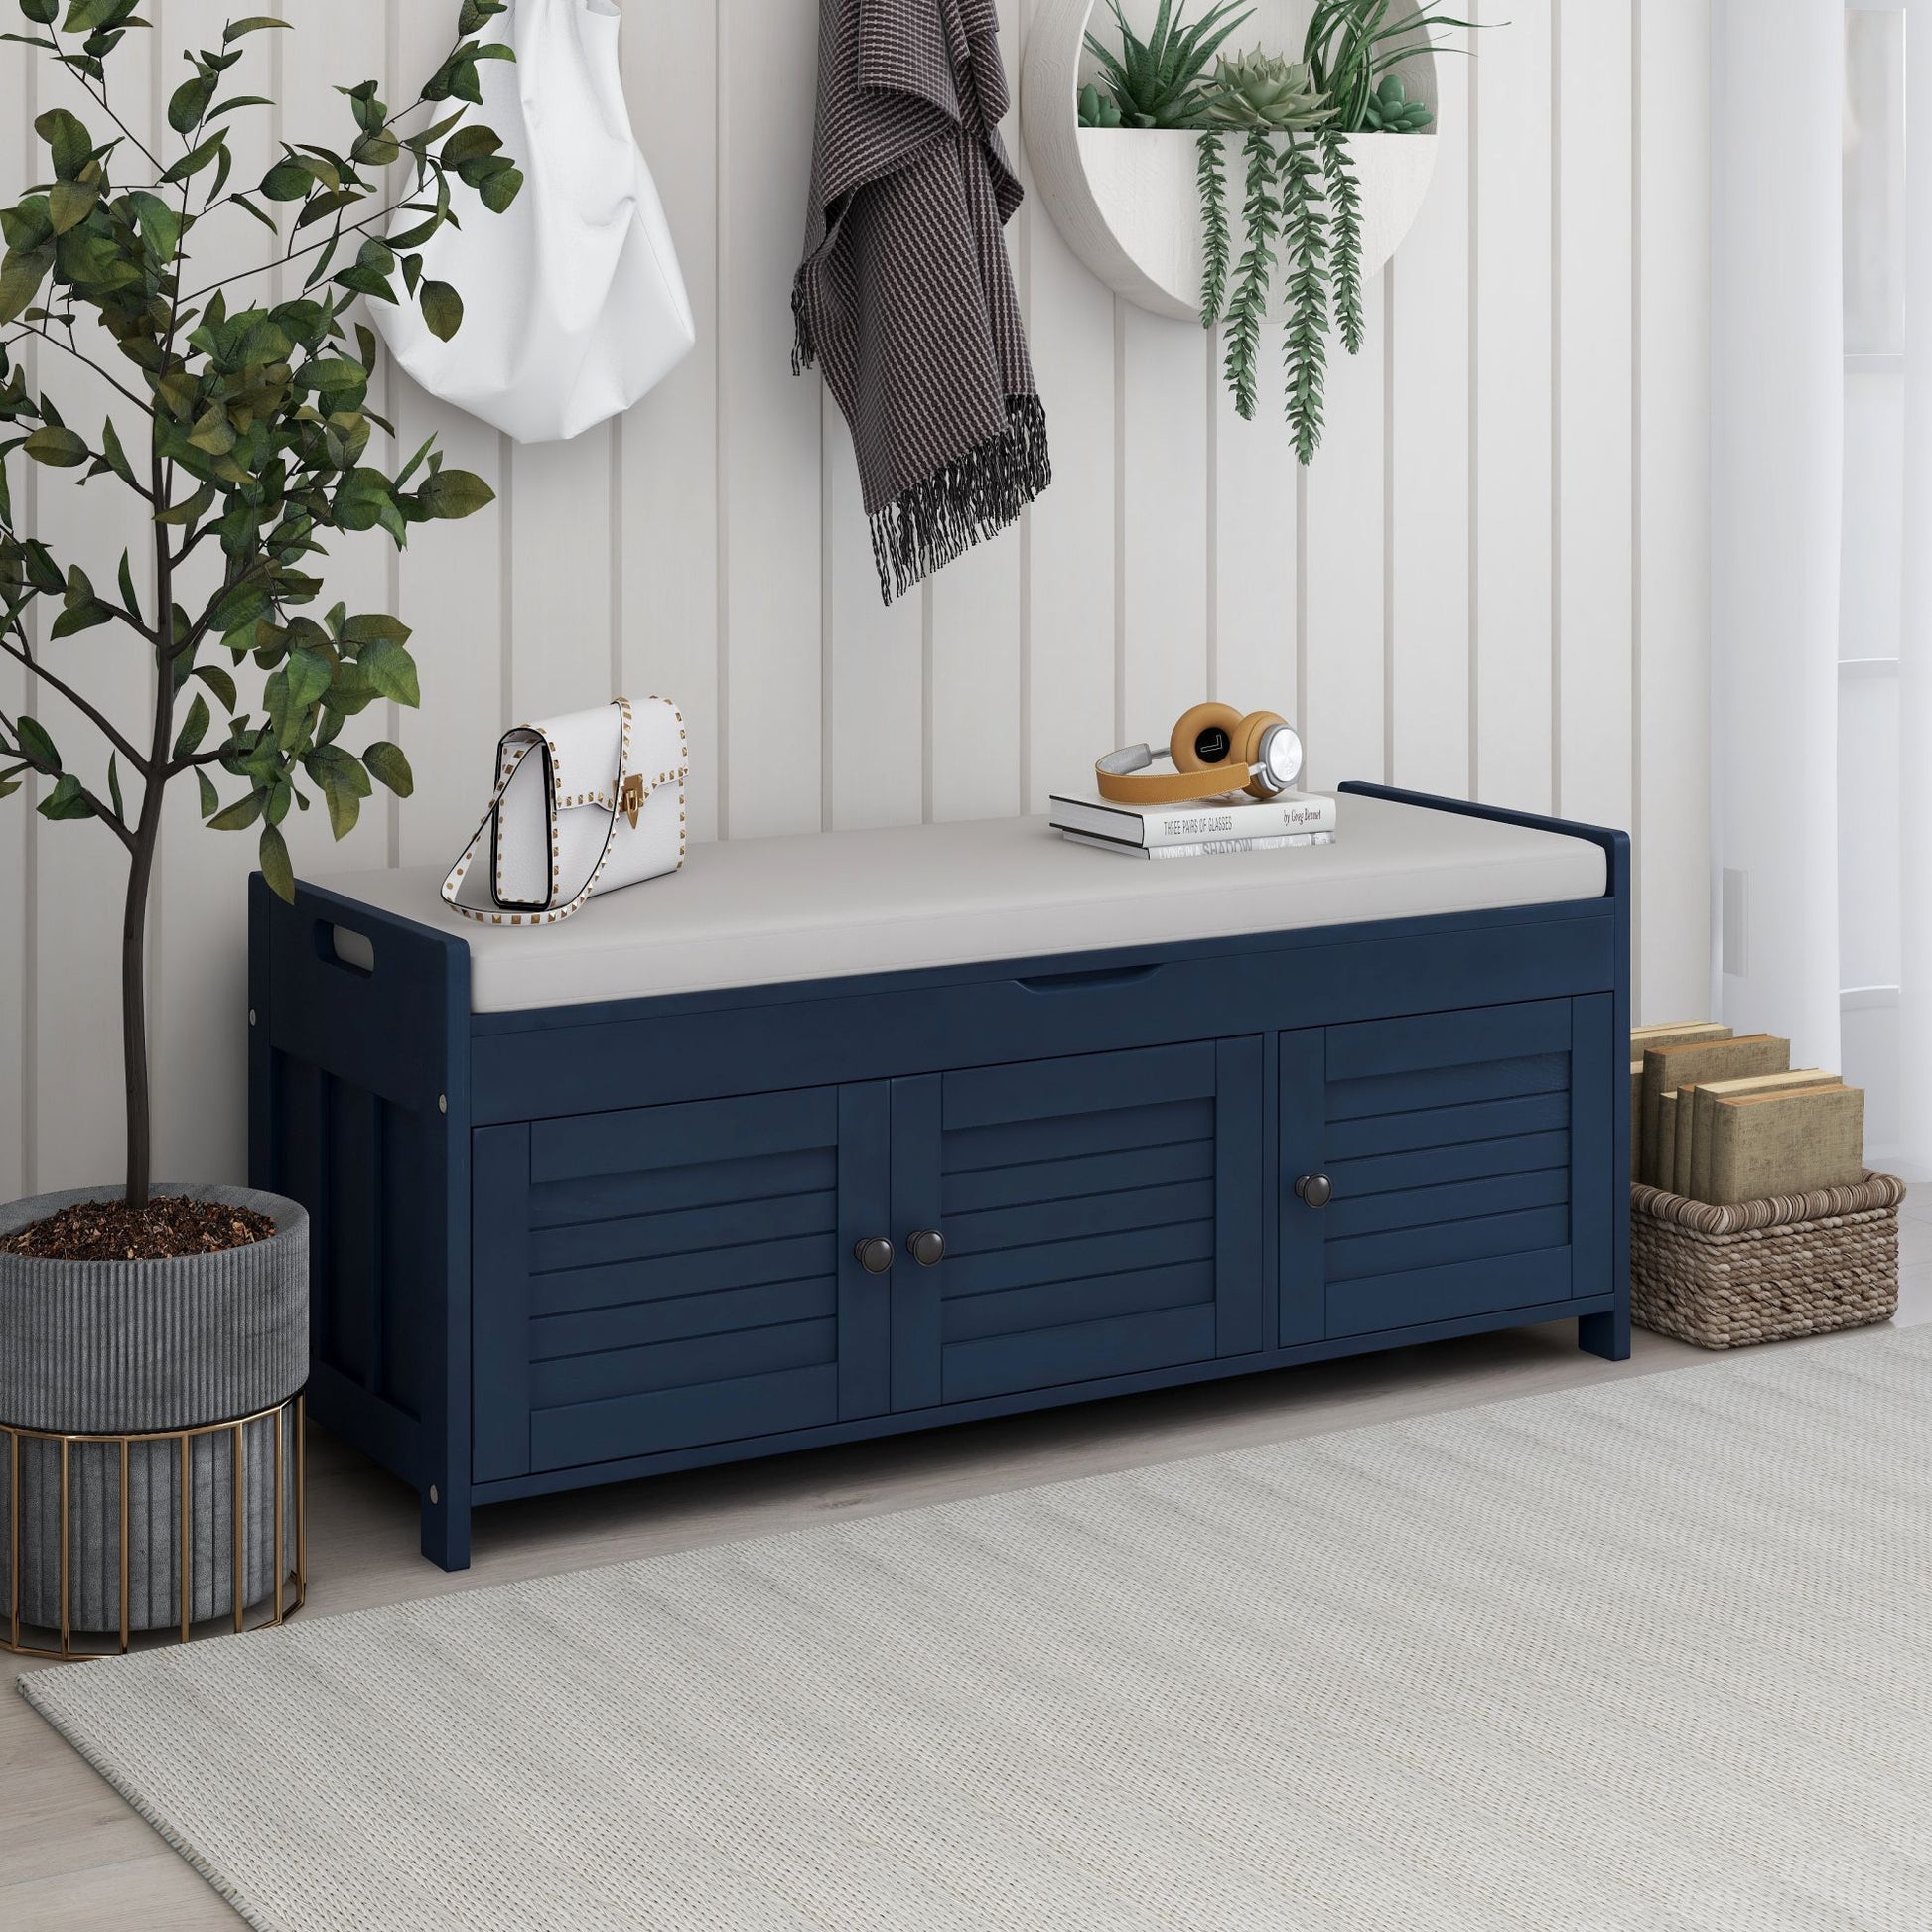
[293,792,1611,1016]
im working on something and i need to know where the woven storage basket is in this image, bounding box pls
[1630,1171,1904,1350]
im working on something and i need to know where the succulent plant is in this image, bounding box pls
[1304,0,1473,133]
[1077,82,1124,129]
[1206,49,1330,131]
[1084,0,1254,129]
[1362,72,1434,133]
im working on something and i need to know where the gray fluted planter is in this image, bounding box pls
[0,1184,308,1636]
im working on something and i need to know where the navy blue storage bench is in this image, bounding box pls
[249,783,1630,1571]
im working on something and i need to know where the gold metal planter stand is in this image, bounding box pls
[2,1393,306,1660]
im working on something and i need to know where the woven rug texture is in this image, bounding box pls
[22,1327,1932,1930]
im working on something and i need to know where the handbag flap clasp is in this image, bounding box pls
[619,773,646,829]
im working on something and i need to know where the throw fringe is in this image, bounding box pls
[791,284,816,376]
[868,394,1051,605]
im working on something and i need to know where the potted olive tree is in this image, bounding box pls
[0,0,518,1643]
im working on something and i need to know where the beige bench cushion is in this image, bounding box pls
[315,795,1607,1014]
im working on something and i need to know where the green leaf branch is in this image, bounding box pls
[0,0,520,1204]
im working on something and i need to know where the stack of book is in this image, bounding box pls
[1631,1021,1866,1205]
[1049,789,1337,860]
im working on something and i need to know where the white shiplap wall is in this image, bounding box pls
[0,0,1712,1198]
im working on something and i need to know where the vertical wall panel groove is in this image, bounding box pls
[27,12,159,1191]
[1,25,30,1200]
[928,0,1023,828]
[1113,299,1129,747]
[5,0,1716,1192]
[1014,3,1036,819]
[1204,345,1219,699]
[826,386,923,831]
[722,0,822,839]
[394,0,509,872]
[1383,268,1397,787]
[1466,28,1481,797]
[621,0,722,843]
[1212,320,1298,721]
[1557,0,1635,837]
[1121,311,1209,745]
[152,0,292,1187]
[1019,14,1115,812]
[1630,0,1645,1009]
[1303,277,1388,791]
[383,0,404,871]
[713,0,733,840]
[1549,0,1564,815]
[1473,0,1556,817]
[1295,465,1310,755]
[819,410,835,832]
[1389,38,1472,801]
[921,583,936,824]
[1637,0,1714,1022]
[607,420,623,699]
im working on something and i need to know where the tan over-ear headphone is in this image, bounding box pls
[1095,704,1305,805]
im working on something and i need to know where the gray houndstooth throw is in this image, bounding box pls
[794,0,1050,605]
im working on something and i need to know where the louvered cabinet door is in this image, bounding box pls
[1280,997,1614,1344]
[473,1084,893,1481]
[890,1039,1266,1411]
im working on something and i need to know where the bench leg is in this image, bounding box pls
[420,1480,472,1572]
[1579,1307,1632,1362]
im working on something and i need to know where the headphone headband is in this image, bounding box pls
[1095,744,1266,805]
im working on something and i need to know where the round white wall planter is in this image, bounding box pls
[1021,0,1440,324]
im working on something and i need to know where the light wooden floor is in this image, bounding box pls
[9,1205,1932,1929]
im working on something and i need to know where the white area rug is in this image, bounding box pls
[23,1328,1932,1931]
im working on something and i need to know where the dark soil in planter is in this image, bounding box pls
[0,1194,277,1262]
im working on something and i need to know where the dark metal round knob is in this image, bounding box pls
[906,1229,946,1267]
[1295,1173,1334,1209]
[854,1236,895,1275]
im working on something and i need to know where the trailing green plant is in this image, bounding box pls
[1220,128,1280,421]
[0,0,521,1204]
[1362,71,1433,132]
[1303,0,1472,133]
[1319,131,1364,356]
[1083,0,1252,128]
[1087,0,1480,459]
[1276,137,1331,463]
[1196,132,1230,324]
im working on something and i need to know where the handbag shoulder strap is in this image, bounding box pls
[441,699,633,926]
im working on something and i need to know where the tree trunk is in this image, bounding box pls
[128,458,175,1209]
[121,829,155,1206]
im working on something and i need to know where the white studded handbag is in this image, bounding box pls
[442,697,688,925]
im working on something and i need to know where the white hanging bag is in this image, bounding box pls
[374,0,697,443]
[443,697,688,924]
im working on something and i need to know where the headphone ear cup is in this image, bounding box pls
[1231,711,1292,797]
[1229,711,1289,764]
[1171,703,1245,773]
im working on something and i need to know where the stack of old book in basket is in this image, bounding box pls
[1627,1022,1904,1349]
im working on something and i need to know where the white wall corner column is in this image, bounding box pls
[1893,0,1932,1168]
